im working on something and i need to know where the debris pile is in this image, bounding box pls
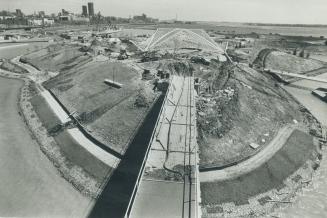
[134,91,150,108]
[196,85,237,138]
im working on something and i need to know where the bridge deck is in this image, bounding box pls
[130,75,199,218]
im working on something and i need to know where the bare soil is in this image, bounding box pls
[196,62,312,168]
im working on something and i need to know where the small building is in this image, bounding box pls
[28,18,54,26]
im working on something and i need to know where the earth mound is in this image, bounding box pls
[196,62,315,168]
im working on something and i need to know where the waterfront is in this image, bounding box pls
[0,76,92,217]
[276,73,327,218]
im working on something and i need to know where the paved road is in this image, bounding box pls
[0,77,92,217]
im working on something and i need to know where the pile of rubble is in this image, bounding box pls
[197,86,237,137]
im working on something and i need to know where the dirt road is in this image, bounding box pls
[0,77,93,217]
[200,125,296,182]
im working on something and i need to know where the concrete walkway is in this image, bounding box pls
[200,125,297,182]
[131,75,200,218]
[11,57,120,168]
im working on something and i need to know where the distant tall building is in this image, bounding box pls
[88,2,94,17]
[16,9,23,17]
[38,11,45,17]
[62,9,69,16]
[82,5,88,17]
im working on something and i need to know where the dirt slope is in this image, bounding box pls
[197,62,314,168]
[264,51,326,73]
[21,43,91,72]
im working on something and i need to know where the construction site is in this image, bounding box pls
[0,20,327,218]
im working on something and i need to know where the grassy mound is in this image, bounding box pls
[201,130,316,206]
[265,51,326,74]
[0,60,28,74]
[21,43,91,72]
[197,62,309,168]
[43,60,156,155]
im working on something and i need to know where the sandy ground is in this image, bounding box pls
[0,77,93,217]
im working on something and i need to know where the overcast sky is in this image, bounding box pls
[2,0,327,24]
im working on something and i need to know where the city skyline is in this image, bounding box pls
[1,0,327,24]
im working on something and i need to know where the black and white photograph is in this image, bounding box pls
[0,0,326,217]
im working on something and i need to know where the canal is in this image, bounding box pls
[276,73,327,218]
[0,76,92,217]
[88,94,166,218]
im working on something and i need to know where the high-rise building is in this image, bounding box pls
[87,2,94,17]
[82,5,88,17]
[39,11,45,17]
[16,9,23,17]
[62,9,69,16]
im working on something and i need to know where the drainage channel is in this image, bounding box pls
[88,94,166,218]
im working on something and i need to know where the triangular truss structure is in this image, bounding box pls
[137,28,224,53]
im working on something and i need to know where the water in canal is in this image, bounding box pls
[276,73,327,218]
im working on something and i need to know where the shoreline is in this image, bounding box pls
[0,68,101,199]
[200,64,325,217]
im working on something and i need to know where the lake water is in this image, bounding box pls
[276,73,327,218]
[214,23,327,37]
